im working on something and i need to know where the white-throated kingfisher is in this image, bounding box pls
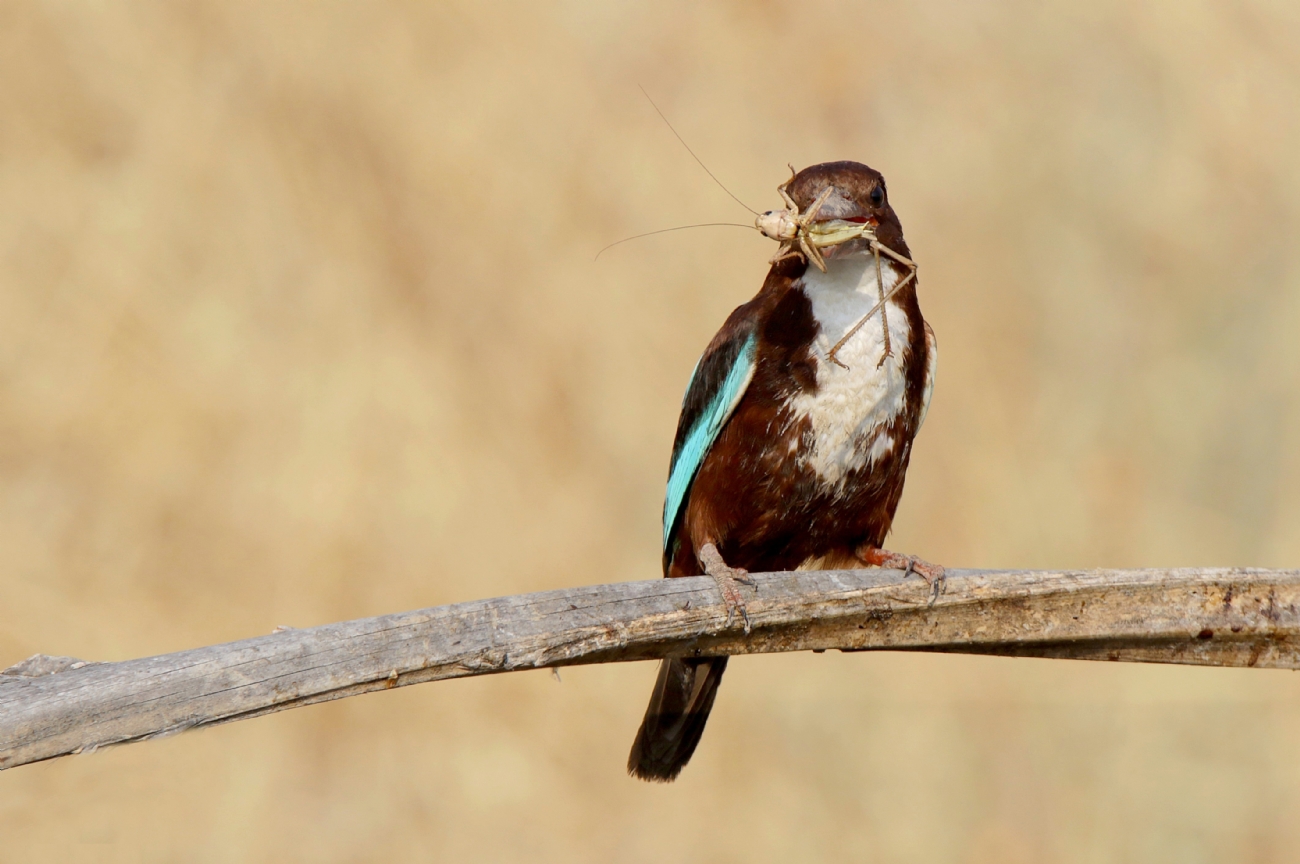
[628,161,940,782]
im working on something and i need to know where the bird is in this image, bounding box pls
[627,160,941,782]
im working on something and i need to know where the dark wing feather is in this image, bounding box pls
[661,318,758,569]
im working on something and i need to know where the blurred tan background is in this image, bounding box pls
[3,1,1300,861]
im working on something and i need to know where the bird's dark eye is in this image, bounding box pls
[869,185,885,207]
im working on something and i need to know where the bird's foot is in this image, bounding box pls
[855,545,947,607]
[699,542,754,633]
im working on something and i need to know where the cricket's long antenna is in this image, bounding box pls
[594,223,753,261]
[639,85,758,216]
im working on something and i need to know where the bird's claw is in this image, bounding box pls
[699,542,754,634]
[922,567,946,606]
[903,559,946,606]
[855,545,947,607]
[712,570,752,633]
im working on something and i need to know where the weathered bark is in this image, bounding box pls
[2,567,1297,771]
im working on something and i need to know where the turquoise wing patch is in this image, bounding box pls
[662,332,758,550]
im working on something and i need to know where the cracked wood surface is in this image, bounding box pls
[2,566,1299,771]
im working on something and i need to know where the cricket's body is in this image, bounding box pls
[629,161,939,782]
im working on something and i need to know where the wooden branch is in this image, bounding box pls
[3,567,1298,771]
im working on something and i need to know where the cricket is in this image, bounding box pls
[601,88,920,371]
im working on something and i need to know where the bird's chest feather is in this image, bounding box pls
[785,257,913,487]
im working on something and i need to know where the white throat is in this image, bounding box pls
[788,253,913,486]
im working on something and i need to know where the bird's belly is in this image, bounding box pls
[788,371,906,489]
[787,316,911,489]
[789,257,915,488]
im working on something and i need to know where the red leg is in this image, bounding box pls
[699,542,754,633]
[855,545,947,604]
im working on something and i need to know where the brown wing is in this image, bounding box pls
[919,320,937,429]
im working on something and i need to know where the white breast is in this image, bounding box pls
[789,254,913,487]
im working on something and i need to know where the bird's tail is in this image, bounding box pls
[627,656,728,782]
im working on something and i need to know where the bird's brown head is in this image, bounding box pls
[779,160,910,264]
